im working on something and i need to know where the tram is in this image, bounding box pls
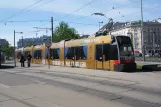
[16,35,136,72]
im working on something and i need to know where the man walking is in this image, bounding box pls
[27,53,32,67]
[20,54,25,67]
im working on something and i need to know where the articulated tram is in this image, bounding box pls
[16,35,136,72]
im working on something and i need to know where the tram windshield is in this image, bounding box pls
[116,36,133,57]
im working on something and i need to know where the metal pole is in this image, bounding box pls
[14,30,16,67]
[22,36,24,55]
[99,21,103,30]
[51,17,54,43]
[48,48,50,69]
[64,41,65,67]
[0,51,1,67]
[153,32,155,52]
[140,0,145,61]
[99,22,100,30]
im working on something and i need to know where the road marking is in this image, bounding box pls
[0,83,10,88]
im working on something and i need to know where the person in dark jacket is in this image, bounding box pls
[20,54,25,67]
[27,53,32,67]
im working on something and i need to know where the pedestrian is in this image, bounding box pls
[20,54,25,67]
[27,53,32,67]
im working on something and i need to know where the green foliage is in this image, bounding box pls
[137,65,142,70]
[53,22,80,42]
[25,43,34,47]
[1,43,14,57]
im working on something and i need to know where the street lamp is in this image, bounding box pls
[140,0,145,61]
[14,30,23,67]
[99,21,103,30]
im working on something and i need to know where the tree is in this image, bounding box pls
[53,22,80,42]
[25,43,34,47]
[1,43,14,57]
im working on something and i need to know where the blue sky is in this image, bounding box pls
[0,0,161,46]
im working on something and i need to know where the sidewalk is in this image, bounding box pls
[14,63,161,90]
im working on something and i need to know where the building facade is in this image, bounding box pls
[109,21,161,53]
[0,39,9,46]
[17,35,51,48]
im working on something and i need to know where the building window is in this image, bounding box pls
[154,28,156,31]
[148,33,150,40]
[134,29,137,32]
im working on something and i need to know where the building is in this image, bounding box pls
[108,21,161,53]
[17,35,51,48]
[0,39,9,46]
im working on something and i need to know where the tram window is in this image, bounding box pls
[38,51,42,59]
[34,51,37,58]
[50,48,60,59]
[34,50,42,59]
[24,51,30,58]
[96,45,103,61]
[75,46,87,60]
[103,44,110,61]
[66,47,74,59]
[108,45,118,60]
[66,46,87,60]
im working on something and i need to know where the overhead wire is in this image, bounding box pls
[54,19,98,26]
[0,0,43,23]
[113,3,161,20]
[1,0,54,24]
[4,3,161,27]
[73,0,140,22]
[5,20,49,23]
[4,0,161,35]
[4,19,98,26]
[19,0,54,15]
[58,0,97,20]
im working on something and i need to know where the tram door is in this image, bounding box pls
[95,44,111,70]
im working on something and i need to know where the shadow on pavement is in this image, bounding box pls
[130,64,161,73]
[0,65,15,69]
[142,64,161,71]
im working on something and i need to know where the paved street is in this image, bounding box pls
[0,62,161,107]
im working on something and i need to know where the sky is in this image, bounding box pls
[0,0,161,46]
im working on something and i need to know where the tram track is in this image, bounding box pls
[1,68,161,106]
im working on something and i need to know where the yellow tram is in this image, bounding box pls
[16,35,136,72]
